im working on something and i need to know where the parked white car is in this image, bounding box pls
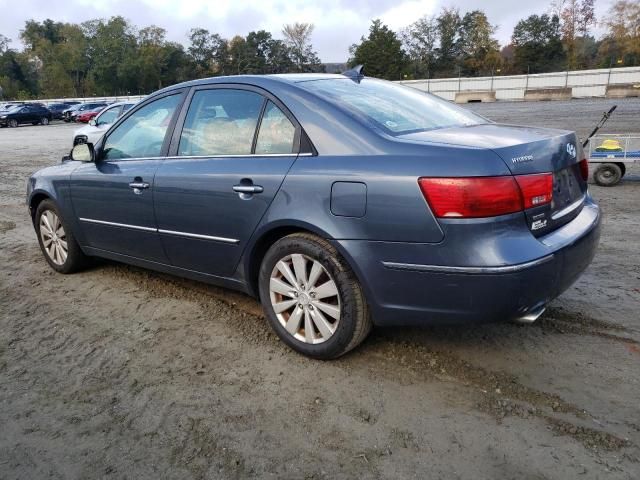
[72,102,136,146]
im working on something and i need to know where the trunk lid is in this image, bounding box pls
[399,123,587,235]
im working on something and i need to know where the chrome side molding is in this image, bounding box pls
[79,217,156,232]
[79,218,239,244]
[381,255,554,275]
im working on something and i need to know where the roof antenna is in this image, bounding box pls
[342,65,364,83]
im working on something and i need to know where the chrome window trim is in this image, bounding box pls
[79,217,157,232]
[382,254,554,274]
[551,194,586,220]
[167,152,314,160]
[158,229,239,244]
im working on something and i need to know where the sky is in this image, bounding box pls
[0,0,611,62]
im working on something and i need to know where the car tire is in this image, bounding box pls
[35,199,89,274]
[41,117,50,125]
[593,163,622,187]
[8,119,18,128]
[258,232,372,359]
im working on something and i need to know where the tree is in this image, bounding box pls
[597,0,640,67]
[349,19,407,80]
[0,34,10,54]
[458,10,501,75]
[83,16,139,95]
[512,14,566,73]
[552,0,596,69]
[281,23,323,72]
[435,8,462,76]
[137,26,169,91]
[244,30,293,74]
[187,28,226,76]
[401,15,438,78]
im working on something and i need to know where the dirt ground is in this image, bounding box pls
[1,98,639,479]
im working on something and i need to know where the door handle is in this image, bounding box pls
[129,180,150,195]
[232,185,264,194]
[129,182,150,189]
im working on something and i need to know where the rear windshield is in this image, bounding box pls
[300,78,486,135]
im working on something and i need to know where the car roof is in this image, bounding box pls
[154,73,349,95]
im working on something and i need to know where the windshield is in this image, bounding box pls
[300,78,486,135]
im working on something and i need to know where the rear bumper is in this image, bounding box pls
[336,200,601,326]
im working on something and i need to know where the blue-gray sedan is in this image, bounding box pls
[27,72,601,359]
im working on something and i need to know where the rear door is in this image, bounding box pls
[153,85,301,277]
[69,91,185,261]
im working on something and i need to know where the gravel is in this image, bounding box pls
[1,99,639,479]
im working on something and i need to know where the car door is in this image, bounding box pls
[16,106,32,124]
[153,85,302,277]
[69,91,185,262]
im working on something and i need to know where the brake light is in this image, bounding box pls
[418,177,522,218]
[514,173,553,209]
[419,173,553,218]
[578,158,589,181]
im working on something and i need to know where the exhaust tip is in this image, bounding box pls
[512,305,546,325]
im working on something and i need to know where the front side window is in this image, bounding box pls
[301,78,486,135]
[96,106,122,126]
[255,101,296,154]
[103,94,181,160]
[178,89,264,156]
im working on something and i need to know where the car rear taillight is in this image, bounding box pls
[579,158,589,181]
[514,173,553,209]
[419,173,553,219]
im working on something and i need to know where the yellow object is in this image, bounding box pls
[597,139,622,150]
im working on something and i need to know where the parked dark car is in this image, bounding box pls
[0,104,52,127]
[27,73,601,359]
[48,102,81,120]
[63,102,108,122]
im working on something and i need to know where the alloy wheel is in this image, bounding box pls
[41,117,49,125]
[39,210,68,265]
[8,119,17,128]
[269,253,341,344]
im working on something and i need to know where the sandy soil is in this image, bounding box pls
[1,100,639,479]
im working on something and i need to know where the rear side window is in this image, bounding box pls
[178,89,264,156]
[255,101,296,154]
[103,94,181,160]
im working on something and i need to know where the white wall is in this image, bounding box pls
[398,66,640,101]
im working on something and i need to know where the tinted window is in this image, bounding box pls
[301,78,485,135]
[103,94,181,160]
[178,89,263,156]
[96,106,122,126]
[255,101,296,154]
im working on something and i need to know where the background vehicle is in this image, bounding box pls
[72,102,136,145]
[0,104,52,127]
[47,101,81,120]
[586,134,640,186]
[0,102,24,112]
[27,73,600,359]
[76,107,104,123]
[63,102,108,122]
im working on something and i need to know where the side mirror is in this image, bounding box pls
[89,118,97,126]
[70,142,95,162]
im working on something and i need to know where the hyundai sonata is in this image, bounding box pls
[27,70,601,359]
